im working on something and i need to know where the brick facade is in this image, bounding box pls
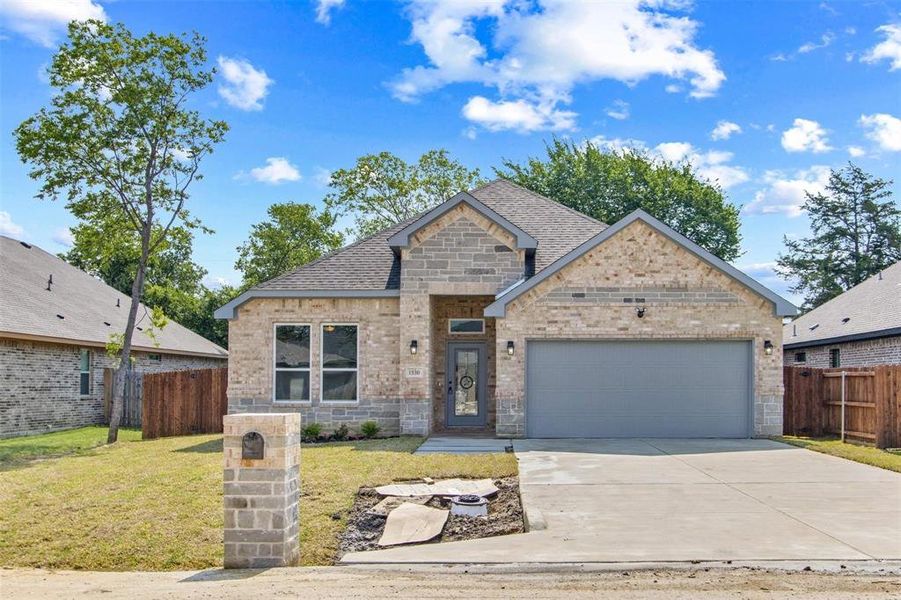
[0,337,225,438]
[494,220,784,437]
[225,215,785,438]
[784,335,901,368]
[226,297,403,435]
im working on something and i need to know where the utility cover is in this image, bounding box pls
[378,503,448,547]
[374,478,498,498]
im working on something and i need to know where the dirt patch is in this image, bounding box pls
[339,476,523,555]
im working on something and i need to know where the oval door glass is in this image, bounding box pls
[454,349,479,416]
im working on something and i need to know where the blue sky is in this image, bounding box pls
[1,1,899,305]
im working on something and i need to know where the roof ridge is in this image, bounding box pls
[487,178,608,228]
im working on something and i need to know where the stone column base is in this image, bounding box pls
[400,398,431,435]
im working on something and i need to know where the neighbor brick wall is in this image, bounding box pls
[784,336,901,368]
[226,297,402,435]
[495,220,784,438]
[0,336,225,438]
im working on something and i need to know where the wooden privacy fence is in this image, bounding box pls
[102,368,143,427]
[142,368,228,439]
[783,365,901,448]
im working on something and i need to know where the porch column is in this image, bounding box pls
[399,291,431,435]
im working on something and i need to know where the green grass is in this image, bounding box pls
[776,435,901,473]
[0,426,142,470]
[0,432,516,571]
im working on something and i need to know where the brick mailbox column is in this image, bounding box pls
[223,413,300,568]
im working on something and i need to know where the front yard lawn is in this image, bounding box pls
[0,432,516,570]
[0,425,141,470]
[776,435,901,473]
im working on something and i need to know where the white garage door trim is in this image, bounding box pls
[525,339,755,438]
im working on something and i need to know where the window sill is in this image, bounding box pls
[273,400,312,406]
[319,400,360,406]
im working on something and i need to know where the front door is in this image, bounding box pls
[446,342,487,427]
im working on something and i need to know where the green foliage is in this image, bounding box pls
[777,164,899,310]
[325,149,484,238]
[235,203,343,288]
[301,422,323,442]
[496,138,742,261]
[360,421,380,439]
[333,423,350,441]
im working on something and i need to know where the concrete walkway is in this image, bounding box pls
[343,438,901,564]
[414,436,513,454]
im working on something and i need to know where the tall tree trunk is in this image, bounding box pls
[107,225,152,443]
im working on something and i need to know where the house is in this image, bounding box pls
[0,236,227,438]
[783,260,901,368]
[216,180,796,439]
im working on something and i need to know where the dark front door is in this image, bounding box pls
[446,342,487,427]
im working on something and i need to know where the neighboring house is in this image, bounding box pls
[0,236,227,438]
[783,261,901,369]
[216,180,796,439]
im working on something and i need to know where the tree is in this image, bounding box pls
[496,138,742,261]
[777,164,900,310]
[236,203,344,288]
[325,149,484,237]
[15,21,227,442]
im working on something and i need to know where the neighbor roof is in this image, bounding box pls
[215,179,605,318]
[485,209,798,318]
[784,260,901,349]
[0,236,227,358]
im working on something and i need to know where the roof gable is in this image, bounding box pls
[387,191,538,252]
[485,209,797,317]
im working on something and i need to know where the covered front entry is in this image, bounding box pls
[526,340,752,438]
[445,342,487,427]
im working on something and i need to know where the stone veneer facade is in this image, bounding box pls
[226,213,785,438]
[784,335,901,368]
[0,336,225,438]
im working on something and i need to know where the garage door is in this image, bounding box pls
[526,340,751,438]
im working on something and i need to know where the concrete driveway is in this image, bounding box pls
[342,439,901,564]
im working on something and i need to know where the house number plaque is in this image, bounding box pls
[242,431,265,460]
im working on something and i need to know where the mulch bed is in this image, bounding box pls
[338,476,523,555]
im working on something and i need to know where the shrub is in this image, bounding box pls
[360,421,380,439]
[333,423,350,441]
[301,422,322,442]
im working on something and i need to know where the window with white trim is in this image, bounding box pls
[79,349,91,395]
[448,318,485,334]
[274,325,311,402]
[321,324,358,402]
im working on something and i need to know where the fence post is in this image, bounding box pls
[223,413,301,568]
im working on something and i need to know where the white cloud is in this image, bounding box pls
[781,118,832,153]
[392,1,725,132]
[202,275,232,289]
[654,142,749,189]
[246,157,301,184]
[461,96,576,133]
[0,211,24,238]
[798,31,835,54]
[217,56,274,111]
[315,0,345,25]
[710,120,742,141]
[52,227,74,247]
[313,166,333,187]
[0,0,105,47]
[604,99,630,121]
[743,166,831,217]
[847,145,866,158]
[862,24,901,70]
[859,113,901,151]
[462,126,478,140]
[585,135,647,154]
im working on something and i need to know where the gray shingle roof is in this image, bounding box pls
[784,260,901,348]
[0,236,227,358]
[254,179,606,291]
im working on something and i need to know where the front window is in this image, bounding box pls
[830,348,841,368]
[274,325,310,402]
[79,349,91,395]
[321,324,358,402]
[794,352,807,363]
[449,318,485,334]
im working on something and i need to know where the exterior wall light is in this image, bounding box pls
[507,341,515,356]
[636,307,646,318]
[763,340,774,356]
[410,340,418,355]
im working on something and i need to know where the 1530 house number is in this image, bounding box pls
[405,367,424,378]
